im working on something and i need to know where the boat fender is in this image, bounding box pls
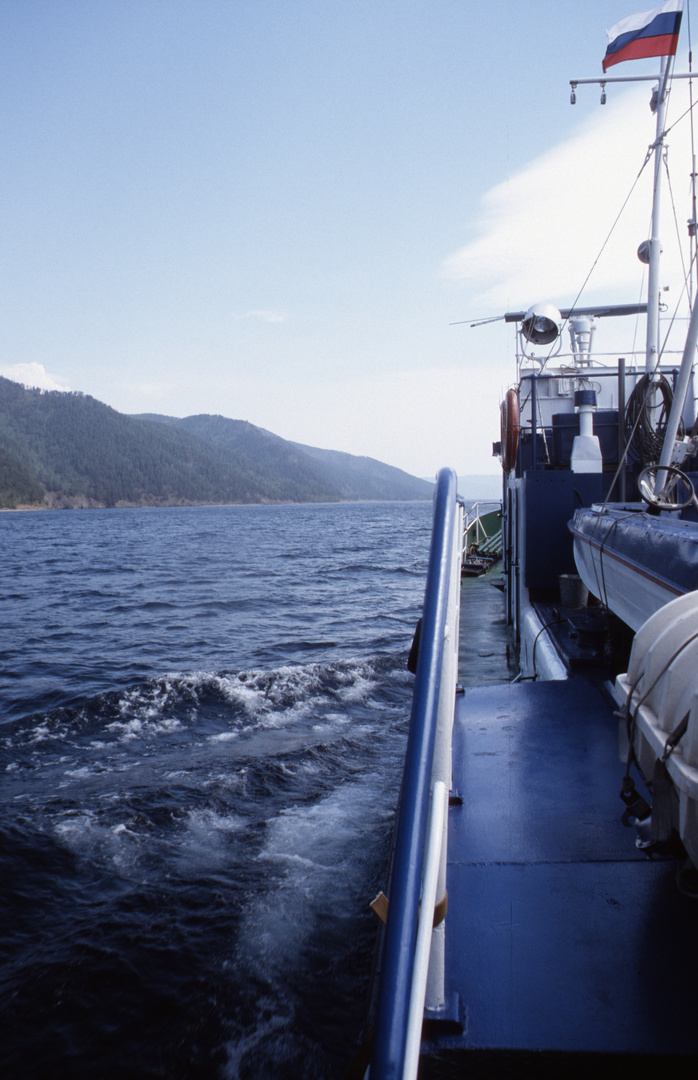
[407,617,421,674]
[500,388,520,473]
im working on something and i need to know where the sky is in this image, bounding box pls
[1,0,697,478]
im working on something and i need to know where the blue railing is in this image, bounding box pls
[369,467,460,1079]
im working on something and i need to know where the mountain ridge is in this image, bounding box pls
[0,378,433,508]
[134,412,434,503]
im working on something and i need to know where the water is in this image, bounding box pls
[0,502,432,1078]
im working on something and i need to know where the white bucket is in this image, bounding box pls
[559,573,588,609]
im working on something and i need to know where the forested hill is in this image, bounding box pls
[0,377,433,508]
[136,412,434,503]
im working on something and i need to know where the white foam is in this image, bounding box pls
[236,772,395,979]
[54,811,98,845]
[27,723,53,744]
[336,672,377,703]
[186,808,244,834]
[106,715,183,742]
[166,807,247,872]
[111,823,136,836]
[105,657,396,748]
[259,850,319,871]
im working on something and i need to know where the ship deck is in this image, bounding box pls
[424,573,698,1073]
[457,567,513,687]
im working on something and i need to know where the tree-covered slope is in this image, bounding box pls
[0,380,277,507]
[0,379,432,508]
[0,444,45,507]
[138,413,435,501]
[291,440,435,500]
[136,413,340,502]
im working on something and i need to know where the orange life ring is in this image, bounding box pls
[500,388,520,473]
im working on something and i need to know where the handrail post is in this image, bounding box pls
[369,468,460,1080]
[403,781,447,1080]
[425,497,462,1011]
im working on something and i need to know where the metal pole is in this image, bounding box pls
[531,374,538,470]
[646,57,672,373]
[403,781,447,1080]
[657,282,698,481]
[618,357,626,502]
[370,469,457,1080]
[571,73,696,86]
[425,499,462,1012]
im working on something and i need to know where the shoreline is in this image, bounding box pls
[0,495,432,512]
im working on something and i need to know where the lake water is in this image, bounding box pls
[0,501,433,1078]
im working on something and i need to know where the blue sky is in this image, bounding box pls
[0,1,695,477]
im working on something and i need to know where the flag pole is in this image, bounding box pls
[646,54,674,373]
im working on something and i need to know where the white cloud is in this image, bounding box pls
[442,83,694,315]
[0,362,70,392]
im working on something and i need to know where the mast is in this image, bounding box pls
[646,56,675,371]
[569,6,692,484]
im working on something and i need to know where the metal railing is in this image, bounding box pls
[369,468,463,1080]
[463,499,501,530]
[463,501,503,562]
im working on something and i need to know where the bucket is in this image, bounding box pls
[559,573,588,609]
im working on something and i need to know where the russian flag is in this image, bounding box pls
[603,0,683,72]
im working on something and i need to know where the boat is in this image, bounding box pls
[359,5,698,1077]
[460,501,502,577]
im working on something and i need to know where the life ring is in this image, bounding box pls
[500,388,520,473]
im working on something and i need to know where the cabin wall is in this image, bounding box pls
[523,472,603,590]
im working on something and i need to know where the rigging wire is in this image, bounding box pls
[549,64,696,490]
[542,149,656,371]
[664,150,693,311]
[521,49,698,491]
[600,274,693,506]
[660,97,696,140]
[540,57,698,372]
[687,0,697,298]
[632,263,647,357]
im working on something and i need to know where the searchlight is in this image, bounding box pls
[521,303,562,346]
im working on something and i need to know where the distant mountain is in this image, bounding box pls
[0,377,433,508]
[137,413,434,502]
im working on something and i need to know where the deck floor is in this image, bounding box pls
[434,571,698,1066]
[458,568,515,687]
[433,677,698,1060]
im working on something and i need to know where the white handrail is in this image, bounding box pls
[404,499,462,1077]
[369,468,463,1080]
[403,780,447,1080]
[425,499,463,1012]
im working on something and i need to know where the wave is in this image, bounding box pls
[0,653,411,1077]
